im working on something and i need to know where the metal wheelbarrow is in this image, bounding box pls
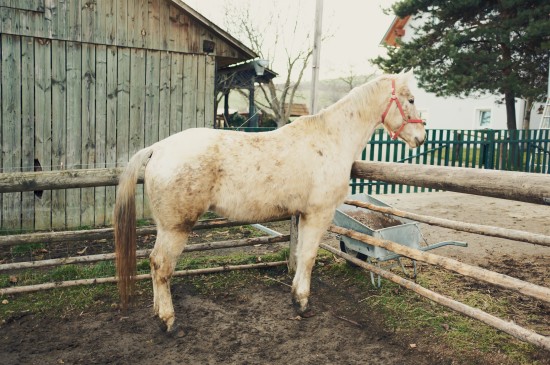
[333,193,467,287]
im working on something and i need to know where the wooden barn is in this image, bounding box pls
[0,0,258,231]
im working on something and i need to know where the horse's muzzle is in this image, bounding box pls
[414,136,426,147]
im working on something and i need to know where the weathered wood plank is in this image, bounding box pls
[105,0,116,44]
[21,36,35,230]
[145,50,160,152]
[0,1,14,34]
[204,55,216,128]
[67,0,81,41]
[33,38,52,230]
[195,55,206,127]
[126,0,136,47]
[182,54,197,129]
[351,161,550,205]
[51,0,68,39]
[81,0,96,43]
[43,0,55,38]
[81,43,96,226]
[168,2,184,52]
[104,46,118,225]
[93,0,106,45]
[143,50,160,218]
[116,0,127,45]
[159,0,169,50]
[116,47,130,165]
[18,2,41,37]
[94,45,108,226]
[129,48,146,218]
[158,51,171,139]
[66,41,82,228]
[146,0,160,49]
[0,33,3,227]
[50,39,66,228]
[1,34,22,230]
[169,52,183,134]
[130,0,147,48]
[0,168,124,193]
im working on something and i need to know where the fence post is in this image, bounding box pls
[288,215,299,273]
[484,129,496,169]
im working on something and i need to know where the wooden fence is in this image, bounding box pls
[2,125,548,231]
[0,163,549,349]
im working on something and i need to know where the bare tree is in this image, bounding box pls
[223,2,315,128]
[339,66,376,92]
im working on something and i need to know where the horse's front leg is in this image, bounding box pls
[291,210,332,317]
[149,227,189,334]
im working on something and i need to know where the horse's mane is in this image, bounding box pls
[284,74,401,130]
[323,74,396,116]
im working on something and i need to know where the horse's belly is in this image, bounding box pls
[208,178,307,222]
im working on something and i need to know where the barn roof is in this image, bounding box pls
[283,103,310,117]
[380,16,410,47]
[217,60,278,92]
[171,1,258,66]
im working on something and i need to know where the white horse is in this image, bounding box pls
[114,71,425,334]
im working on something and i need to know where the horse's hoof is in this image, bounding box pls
[156,316,169,333]
[156,316,180,335]
[299,309,316,318]
[292,297,314,318]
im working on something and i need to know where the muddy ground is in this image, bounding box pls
[0,192,549,365]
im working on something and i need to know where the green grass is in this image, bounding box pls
[10,243,45,257]
[0,249,290,322]
[321,260,544,365]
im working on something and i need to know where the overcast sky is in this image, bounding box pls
[184,0,398,81]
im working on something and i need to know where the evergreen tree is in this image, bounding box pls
[372,0,550,130]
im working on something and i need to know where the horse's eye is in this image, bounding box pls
[408,99,414,104]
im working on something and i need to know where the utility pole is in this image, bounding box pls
[291,0,324,272]
[309,0,323,115]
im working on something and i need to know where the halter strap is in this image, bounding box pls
[380,79,423,140]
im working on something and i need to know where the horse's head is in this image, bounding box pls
[380,71,426,148]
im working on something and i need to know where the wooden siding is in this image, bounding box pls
[0,0,248,61]
[0,33,215,230]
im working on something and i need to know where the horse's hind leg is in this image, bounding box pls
[291,210,333,316]
[149,227,189,333]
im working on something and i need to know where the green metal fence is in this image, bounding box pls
[351,128,550,195]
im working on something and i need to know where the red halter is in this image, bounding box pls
[380,80,424,140]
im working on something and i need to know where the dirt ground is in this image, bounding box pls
[1,192,549,365]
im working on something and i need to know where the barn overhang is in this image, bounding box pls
[216,60,278,128]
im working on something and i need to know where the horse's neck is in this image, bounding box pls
[320,86,384,161]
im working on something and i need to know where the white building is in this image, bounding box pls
[381,16,546,130]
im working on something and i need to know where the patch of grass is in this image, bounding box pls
[317,260,543,365]
[0,284,120,320]
[137,218,153,227]
[1,261,117,289]
[10,243,45,257]
[200,211,220,220]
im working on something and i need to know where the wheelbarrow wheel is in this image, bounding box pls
[339,240,367,267]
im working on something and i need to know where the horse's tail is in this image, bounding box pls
[114,146,153,310]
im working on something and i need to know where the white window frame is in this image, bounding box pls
[475,109,492,129]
